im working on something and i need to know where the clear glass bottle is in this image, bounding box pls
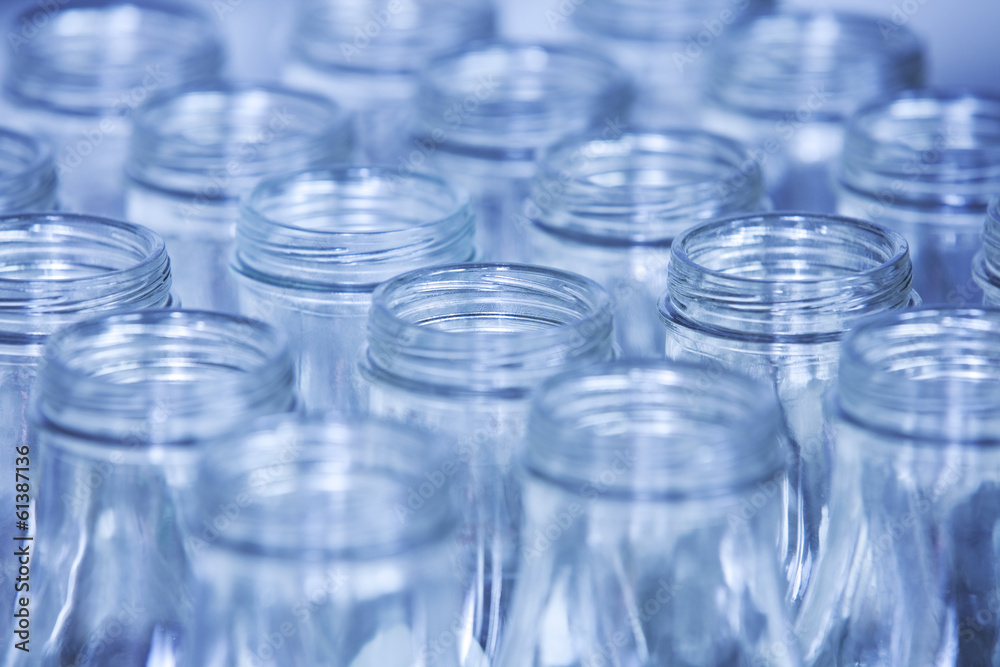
[284,0,495,165]
[973,196,1000,307]
[838,91,1000,306]
[232,167,475,415]
[0,213,173,659]
[416,42,632,262]
[571,0,774,127]
[0,127,57,212]
[362,263,616,666]
[26,310,294,667]
[1,0,223,217]
[659,212,918,609]
[525,129,767,359]
[125,83,354,312]
[499,360,800,667]
[796,308,1000,666]
[704,11,924,212]
[184,415,464,667]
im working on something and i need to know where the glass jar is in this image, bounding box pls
[524,130,767,359]
[659,212,917,609]
[704,11,924,212]
[232,167,475,415]
[284,0,494,165]
[0,127,57,212]
[499,360,799,667]
[27,310,294,667]
[838,91,1000,306]
[125,84,354,312]
[797,308,1000,666]
[571,0,774,127]
[415,43,632,262]
[1,0,222,217]
[184,415,463,666]
[973,196,1000,307]
[362,263,615,666]
[0,213,173,658]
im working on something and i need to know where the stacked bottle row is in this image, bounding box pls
[0,1,998,666]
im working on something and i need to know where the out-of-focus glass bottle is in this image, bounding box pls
[415,42,632,262]
[232,167,475,415]
[524,129,766,358]
[26,310,294,667]
[571,0,774,127]
[0,213,173,659]
[125,84,353,312]
[184,415,464,667]
[797,308,1000,666]
[362,263,615,666]
[284,0,495,165]
[838,91,1000,306]
[498,360,800,667]
[659,212,917,609]
[704,11,924,212]
[1,0,223,217]
[0,127,57,212]
[973,196,1000,307]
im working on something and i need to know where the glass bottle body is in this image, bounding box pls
[24,311,294,667]
[797,308,1000,666]
[362,264,615,666]
[525,130,767,358]
[498,361,799,667]
[704,11,924,212]
[837,92,1000,306]
[659,213,916,609]
[974,197,1000,307]
[0,128,57,212]
[0,1,222,217]
[232,167,475,415]
[125,85,354,312]
[416,43,631,262]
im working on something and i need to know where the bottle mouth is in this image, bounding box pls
[530,130,765,244]
[573,0,775,41]
[839,90,1000,211]
[709,11,924,119]
[4,0,222,116]
[838,308,1000,442]
[662,213,914,340]
[0,214,172,339]
[416,42,631,154]
[363,263,615,397]
[0,128,57,212]
[292,0,494,73]
[34,310,295,448]
[524,361,785,499]
[234,167,475,290]
[126,84,354,201]
[192,415,458,559]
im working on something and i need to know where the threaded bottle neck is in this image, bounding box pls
[0,128,57,212]
[573,0,774,41]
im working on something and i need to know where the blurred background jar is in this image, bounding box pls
[797,308,1000,666]
[284,0,495,165]
[415,42,631,262]
[525,130,766,358]
[26,310,294,667]
[659,213,917,610]
[232,167,475,416]
[125,83,353,312]
[570,0,774,127]
[704,10,924,212]
[0,213,173,659]
[0,0,223,217]
[973,196,1000,307]
[0,127,57,212]
[499,361,799,667]
[837,90,1000,306]
[184,415,464,667]
[362,263,615,666]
